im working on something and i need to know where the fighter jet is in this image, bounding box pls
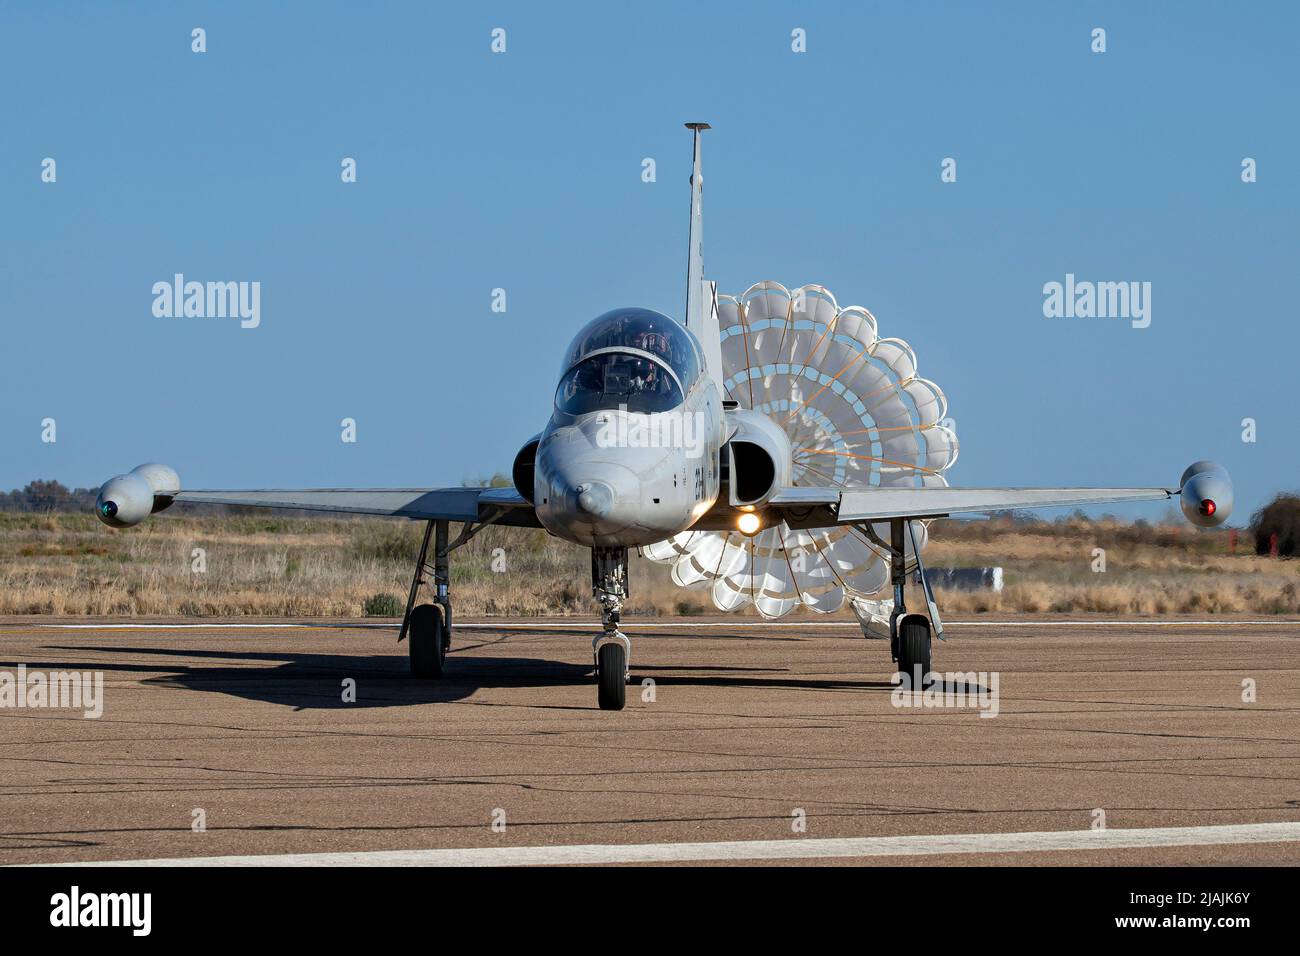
[94,124,1233,710]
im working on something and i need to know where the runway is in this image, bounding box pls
[2,616,1299,866]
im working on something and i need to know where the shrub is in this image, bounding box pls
[1250,493,1300,557]
[362,593,403,617]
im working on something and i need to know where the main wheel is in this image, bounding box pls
[596,642,627,711]
[409,603,447,678]
[896,613,932,688]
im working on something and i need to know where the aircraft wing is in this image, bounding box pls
[173,486,541,526]
[770,485,1177,528]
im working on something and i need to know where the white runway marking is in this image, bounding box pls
[22,619,1300,631]
[33,822,1300,867]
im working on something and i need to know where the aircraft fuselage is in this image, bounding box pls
[534,315,725,547]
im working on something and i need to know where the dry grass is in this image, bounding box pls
[926,515,1300,615]
[0,511,1294,618]
[0,512,680,618]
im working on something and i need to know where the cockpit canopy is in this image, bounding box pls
[555,308,701,416]
[556,353,682,415]
[562,308,700,385]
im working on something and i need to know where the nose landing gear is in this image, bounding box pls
[592,546,630,710]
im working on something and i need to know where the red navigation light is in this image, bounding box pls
[1200,499,1216,517]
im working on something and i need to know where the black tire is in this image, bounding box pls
[409,603,447,678]
[596,642,626,711]
[896,613,932,688]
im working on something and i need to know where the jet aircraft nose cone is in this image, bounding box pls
[575,481,615,520]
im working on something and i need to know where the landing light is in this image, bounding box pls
[737,512,762,536]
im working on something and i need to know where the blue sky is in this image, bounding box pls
[1,1,1295,522]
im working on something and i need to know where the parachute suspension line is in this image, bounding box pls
[781,343,874,424]
[847,524,893,564]
[791,458,852,489]
[810,528,851,591]
[792,311,839,375]
[711,531,735,579]
[793,448,942,476]
[739,306,756,407]
[836,423,938,437]
[776,523,800,598]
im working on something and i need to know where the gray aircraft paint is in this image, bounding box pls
[534,330,724,547]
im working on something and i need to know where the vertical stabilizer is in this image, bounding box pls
[683,123,724,388]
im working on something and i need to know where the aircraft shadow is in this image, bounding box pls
[34,643,898,708]
[897,678,997,696]
[37,645,589,709]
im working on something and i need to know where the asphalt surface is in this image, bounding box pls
[1,616,1298,866]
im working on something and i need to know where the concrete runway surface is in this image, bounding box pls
[1,616,1298,866]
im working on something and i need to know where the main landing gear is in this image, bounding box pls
[399,513,502,679]
[591,546,630,710]
[861,518,944,688]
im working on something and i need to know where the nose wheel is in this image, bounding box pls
[592,546,631,710]
[596,640,627,710]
